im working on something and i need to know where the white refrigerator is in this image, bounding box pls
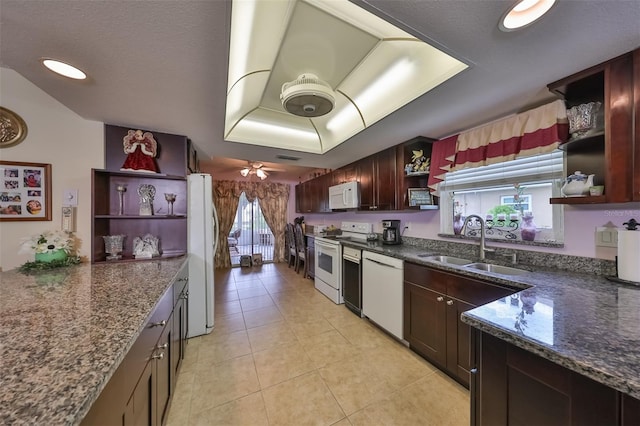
[187,173,219,337]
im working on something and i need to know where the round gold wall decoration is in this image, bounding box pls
[0,106,28,148]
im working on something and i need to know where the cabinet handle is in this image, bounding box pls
[151,352,164,360]
[446,300,454,306]
[150,320,166,328]
[156,343,168,350]
[436,296,444,302]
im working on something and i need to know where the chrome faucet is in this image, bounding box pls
[461,214,495,260]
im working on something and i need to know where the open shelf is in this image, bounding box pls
[549,195,606,204]
[558,131,604,152]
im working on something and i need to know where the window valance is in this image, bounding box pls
[428,99,568,193]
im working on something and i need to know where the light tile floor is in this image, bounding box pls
[167,263,470,426]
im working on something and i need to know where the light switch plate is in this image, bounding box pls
[595,227,618,247]
[63,189,78,206]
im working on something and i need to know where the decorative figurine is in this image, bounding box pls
[132,233,160,259]
[164,193,177,216]
[120,129,159,173]
[115,184,127,215]
[103,235,125,260]
[137,184,156,216]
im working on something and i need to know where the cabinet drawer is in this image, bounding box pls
[448,276,515,306]
[173,263,189,307]
[126,287,173,392]
[404,262,447,294]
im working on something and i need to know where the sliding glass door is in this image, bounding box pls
[228,192,274,266]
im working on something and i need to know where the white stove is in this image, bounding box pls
[314,222,373,304]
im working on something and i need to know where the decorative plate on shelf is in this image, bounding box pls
[0,106,28,148]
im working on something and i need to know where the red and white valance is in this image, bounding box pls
[428,99,568,193]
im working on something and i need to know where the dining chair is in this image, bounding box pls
[285,223,297,269]
[294,223,308,278]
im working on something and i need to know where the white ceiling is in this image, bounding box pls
[1,0,639,179]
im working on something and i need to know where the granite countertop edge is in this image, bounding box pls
[0,256,189,426]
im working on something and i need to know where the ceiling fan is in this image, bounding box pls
[239,161,283,180]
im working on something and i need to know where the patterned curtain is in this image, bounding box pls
[428,100,569,195]
[213,180,240,269]
[255,183,290,263]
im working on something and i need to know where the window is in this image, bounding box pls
[500,194,532,213]
[440,151,564,243]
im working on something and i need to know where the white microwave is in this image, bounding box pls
[328,181,359,210]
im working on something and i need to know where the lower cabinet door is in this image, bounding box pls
[156,316,172,426]
[124,360,154,426]
[404,282,447,367]
[446,298,475,387]
[476,332,619,426]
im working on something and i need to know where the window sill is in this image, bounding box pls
[437,233,564,249]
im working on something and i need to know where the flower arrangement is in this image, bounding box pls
[20,230,74,254]
[19,230,80,272]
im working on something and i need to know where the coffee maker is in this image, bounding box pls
[382,220,401,245]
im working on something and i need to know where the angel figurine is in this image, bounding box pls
[120,129,159,173]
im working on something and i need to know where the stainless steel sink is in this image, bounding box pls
[422,255,473,266]
[464,263,528,276]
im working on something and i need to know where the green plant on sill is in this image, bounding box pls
[19,256,81,273]
[488,204,517,217]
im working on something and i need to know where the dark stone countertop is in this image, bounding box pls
[338,240,640,400]
[0,256,188,425]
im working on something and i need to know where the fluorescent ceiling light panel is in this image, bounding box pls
[225,0,468,154]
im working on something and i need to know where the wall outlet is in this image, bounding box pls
[595,227,618,247]
[405,222,411,231]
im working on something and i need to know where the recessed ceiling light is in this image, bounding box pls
[499,0,556,32]
[41,59,87,80]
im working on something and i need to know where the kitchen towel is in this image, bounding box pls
[618,230,640,282]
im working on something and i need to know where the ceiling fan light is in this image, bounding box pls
[240,167,250,177]
[256,169,268,179]
[41,58,87,80]
[499,0,556,31]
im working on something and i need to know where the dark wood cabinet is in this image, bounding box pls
[549,49,638,204]
[633,48,640,201]
[358,147,398,211]
[295,174,331,213]
[91,170,188,262]
[83,262,188,426]
[404,262,515,387]
[471,331,640,426]
[331,163,358,185]
[404,282,447,366]
[93,125,190,263]
[396,137,438,209]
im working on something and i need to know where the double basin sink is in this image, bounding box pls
[417,254,529,276]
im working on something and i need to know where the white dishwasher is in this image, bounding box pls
[362,250,404,340]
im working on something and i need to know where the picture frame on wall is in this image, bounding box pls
[0,161,52,221]
[407,187,433,207]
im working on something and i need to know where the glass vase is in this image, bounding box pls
[520,213,537,241]
[453,214,464,235]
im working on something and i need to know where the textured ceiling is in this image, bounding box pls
[1,0,639,178]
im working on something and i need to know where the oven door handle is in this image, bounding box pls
[316,240,338,250]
